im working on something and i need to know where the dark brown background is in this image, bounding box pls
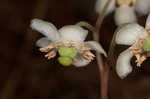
[1,0,150,99]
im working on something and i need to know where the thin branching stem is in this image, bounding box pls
[76,1,112,98]
[76,0,112,99]
[76,21,96,33]
[94,0,112,40]
[94,0,112,99]
[107,25,125,65]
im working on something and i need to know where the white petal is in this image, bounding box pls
[145,14,150,30]
[30,18,60,41]
[115,23,145,45]
[95,0,116,15]
[135,0,150,15]
[114,5,137,26]
[116,48,133,79]
[84,41,107,57]
[36,37,51,47]
[59,25,88,42]
[72,57,90,67]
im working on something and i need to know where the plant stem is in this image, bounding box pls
[95,0,112,39]
[94,0,112,99]
[76,1,112,99]
[107,26,122,64]
[76,21,96,32]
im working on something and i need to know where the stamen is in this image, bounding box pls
[130,38,144,54]
[131,47,142,54]
[136,54,146,67]
[84,51,95,57]
[131,38,147,67]
[55,41,64,47]
[40,43,54,52]
[135,53,141,62]
[80,45,90,51]
[82,51,95,61]
[68,42,76,48]
[45,50,57,59]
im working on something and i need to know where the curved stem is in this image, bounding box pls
[94,0,112,99]
[107,25,124,65]
[76,1,112,99]
[76,21,96,32]
[96,53,109,99]
[95,0,112,36]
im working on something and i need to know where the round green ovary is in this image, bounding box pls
[58,46,77,58]
[142,37,150,51]
[58,57,72,66]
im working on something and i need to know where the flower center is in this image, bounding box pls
[130,29,150,67]
[131,38,147,67]
[39,41,95,66]
[116,0,133,7]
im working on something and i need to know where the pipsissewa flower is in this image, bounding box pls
[30,19,107,67]
[115,14,150,79]
[95,0,150,26]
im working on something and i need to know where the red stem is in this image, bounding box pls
[93,20,109,99]
[97,53,109,99]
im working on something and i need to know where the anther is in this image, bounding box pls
[45,50,57,59]
[40,43,54,52]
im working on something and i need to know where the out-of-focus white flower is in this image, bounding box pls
[30,18,107,67]
[95,0,150,26]
[115,14,150,79]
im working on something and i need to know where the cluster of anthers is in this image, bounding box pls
[131,29,150,66]
[130,38,147,67]
[39,41,95,62]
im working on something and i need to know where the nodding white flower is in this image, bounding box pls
[95,0,150,26]
[115,14,150,79]
[30,19,107,67]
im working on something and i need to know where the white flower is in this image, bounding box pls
[115,14,150,79]
[95,0,150,26]
[30,18,107,67]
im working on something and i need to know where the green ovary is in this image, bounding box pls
[142,37,150,51]
[58,57,73,66]
[58,46,77,58]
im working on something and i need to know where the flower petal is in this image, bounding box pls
[135,0,150,15]
[116,48,133,79]
[72,56,90,67]
[59,25,88,42]
[84,41,107,57]
[115,23,145,45]
[95,0,116,16]
[145,14,150,30]
[30,18,60,41]
[36,37,51,47]
[114,5,136,26]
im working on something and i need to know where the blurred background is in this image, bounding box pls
[1,0,150,99]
